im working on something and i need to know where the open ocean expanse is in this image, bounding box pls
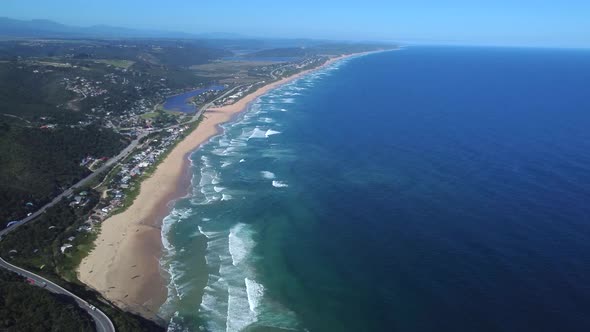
[159,47,590,332]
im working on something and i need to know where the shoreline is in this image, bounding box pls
[77,50,381,322]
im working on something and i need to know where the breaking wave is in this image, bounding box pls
[161,54,353,331]
[248,127,281,140]
[261,171,276,179]
[272,180,289,188]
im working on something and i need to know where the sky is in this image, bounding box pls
[2,0,589,48]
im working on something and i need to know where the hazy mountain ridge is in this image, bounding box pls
[0,17,243,39]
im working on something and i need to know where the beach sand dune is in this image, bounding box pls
[77,53,361,321]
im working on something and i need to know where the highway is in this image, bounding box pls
[0,257,115,332]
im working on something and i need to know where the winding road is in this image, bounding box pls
[0,130,149,331]
[0,257,115,332]
[0,131,147,238]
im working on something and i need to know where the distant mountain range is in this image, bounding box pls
[0,17,245,39]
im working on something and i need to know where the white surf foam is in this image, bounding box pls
[261,171,276,179]
[265,129,281,137]
[198,223,261,332]
[198,226,221,239]
[248,128,267,139]
[226,283,257,332]
[221,194,233,201]
[218,137,230,147]
[247,127,281,139]
[228,223,255,266]
[272,180,289,188]
[245,277,265,313]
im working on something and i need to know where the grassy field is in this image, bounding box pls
[33,60,73,67]
[94,59,136,69]
[140,111,160,119]
[190,60,276,84]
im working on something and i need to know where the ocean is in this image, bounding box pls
[159,47,590,332]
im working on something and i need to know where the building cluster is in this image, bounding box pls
[85,125,189,227]
[58,191,92,253]
[213,84,259,106]
[63,76,107,98]
[110,98,157,129]
[192,88,225,107]
[80,156,109,171]
[55,65,172,132]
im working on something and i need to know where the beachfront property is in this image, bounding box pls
[90,125,190,219]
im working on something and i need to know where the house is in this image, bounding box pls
[60,244,73,254]
[78,225,92,232]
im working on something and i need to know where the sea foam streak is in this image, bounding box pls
[228,223,255,266]
[272,180,289,188]
[198,223,263,332]
[248,127,281,140]
[162,53,350,331]
[245,278,265,313]
[261,171,276,179]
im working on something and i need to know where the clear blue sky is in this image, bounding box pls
[2,0,589,47]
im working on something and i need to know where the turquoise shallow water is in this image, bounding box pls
[160,47,590,332]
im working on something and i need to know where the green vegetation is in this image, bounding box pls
[0,121,126,228]
[0,269,95,332]
[0,61,81,122]
[141,109,183,127]
[140,111,160,119]
[0,190,100,281]
[0,191,164,332]
[93,59,135,69]
[245,42,393,58]
[0,39,230,67]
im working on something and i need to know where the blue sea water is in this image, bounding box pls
[163,86,225,113]
[160,47,590,332]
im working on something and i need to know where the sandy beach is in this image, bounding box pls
[77,52,368,321]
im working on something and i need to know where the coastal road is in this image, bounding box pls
[0,130,150,331]
[0,257,115,332]
[0,131,147,238]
